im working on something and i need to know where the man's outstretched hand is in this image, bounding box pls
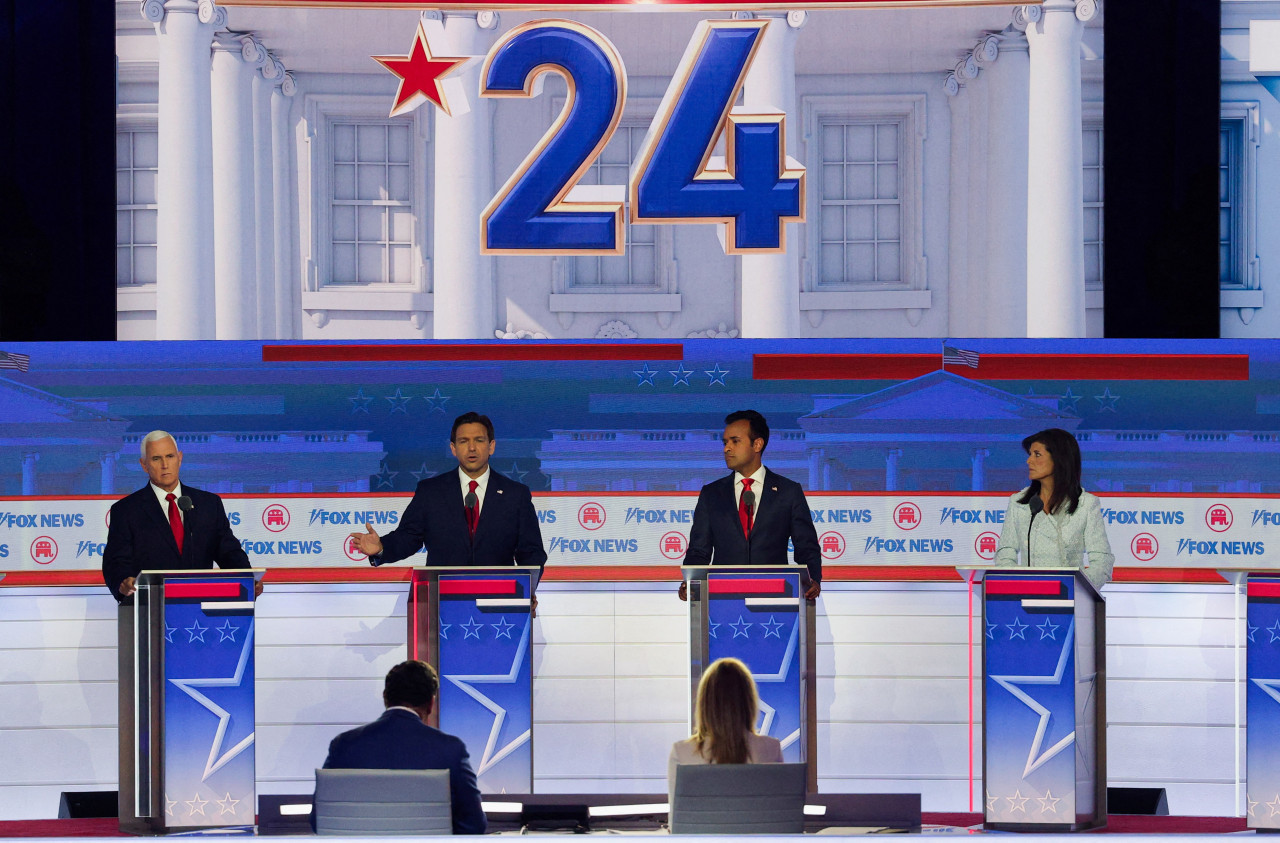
[348,524,384,558]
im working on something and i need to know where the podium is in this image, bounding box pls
[1219,570,1280,831]
[117,568,264,834]
[972,567,1105,831]
[407,566,540,794]
[682,565,816,787]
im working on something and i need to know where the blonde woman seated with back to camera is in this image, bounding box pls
[668,657,783,796]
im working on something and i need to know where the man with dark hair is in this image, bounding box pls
[317,660,486,835]
[349,411,546,571]
[683,410,821,599]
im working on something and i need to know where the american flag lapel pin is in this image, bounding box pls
[771,486,778,492]
[497,489,504,494]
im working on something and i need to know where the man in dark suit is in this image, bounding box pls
[682,410,821,599]
[102,430,251,601]
[317,660,487,835]
[349,412,546,572]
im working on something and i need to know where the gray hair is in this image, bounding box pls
[140,430,178,459]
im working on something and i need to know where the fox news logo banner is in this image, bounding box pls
[0,494,1277,573]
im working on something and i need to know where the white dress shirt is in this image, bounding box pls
[458,467,490,517]
[150,482,185,524]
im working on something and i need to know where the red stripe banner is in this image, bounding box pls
[1248,582,1280,598]
[753,354,1249,381]
[983,579,1063,597]
[439,579,517,595]
[165,582,243,599]
[707,578,787,595]
[263,343,683,363]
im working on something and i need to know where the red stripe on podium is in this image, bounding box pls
[983,579,1062,596]
[439,579,517,595]
[165,582,242,599]
[1248,582,1280,598]
[707,578,786,595]
[263,343,683,362]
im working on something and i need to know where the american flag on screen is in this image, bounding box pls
[0,351,30,372]
[942,344,979,369]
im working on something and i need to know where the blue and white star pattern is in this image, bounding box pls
[1247,575,1280,830]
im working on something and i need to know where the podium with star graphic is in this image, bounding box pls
[1240,572,1280,830]
[978,567,1105,831]
[117,569,264,834]
[683,565,816,787]
[408,566,540,794]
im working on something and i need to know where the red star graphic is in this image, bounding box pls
[373,22,470,118]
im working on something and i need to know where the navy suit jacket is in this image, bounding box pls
[319,708,487,835]
[686,469,822,583]
[102,484,249,601]
[374,469,546,570]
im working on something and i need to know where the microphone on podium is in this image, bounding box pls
[1026,496,1043,567]
[742,488,756,526]
[177,496,194,514]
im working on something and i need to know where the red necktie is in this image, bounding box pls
[466,480,479,537]
[166,493,184,555]
[738,478,754,540]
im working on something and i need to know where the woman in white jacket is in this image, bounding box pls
[994,428,1114,591]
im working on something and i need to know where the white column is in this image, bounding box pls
[971,448,989,491]
[885,448,901,492]
[100,453,117,495]
[143,0,221,339]
[21,453,39,496]
[271,71,297,338]
[251,47,277,337]
[432,12,500,339]
[740,11,804,338]
[807,447,825,490]
[209,34,258,339]
[983,31,1030,335]
[1021,0,1093,337]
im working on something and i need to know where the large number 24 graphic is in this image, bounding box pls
[479,19,805,255]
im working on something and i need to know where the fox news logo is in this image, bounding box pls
[0,512,84,529]
[1177,538,1263,556]
[938,507,1004,525]
[308,509,400,527]
[1100,508,1184,526]
[625,508,693,525]
[864,536,953,554]
[1250,510,1280,527]
[76,541,106,558]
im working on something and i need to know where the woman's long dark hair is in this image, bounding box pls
[1016,428,1083,516]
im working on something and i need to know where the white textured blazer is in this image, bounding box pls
[667,732,784,798]
[994,488,1114,590]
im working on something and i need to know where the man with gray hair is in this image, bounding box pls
[102,430,251,601]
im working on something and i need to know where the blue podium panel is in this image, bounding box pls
[160,575,257,829]
[1248,574,1280,830]
[706,571,804,761]
[436,572,534,794]
[983,573,1101,830]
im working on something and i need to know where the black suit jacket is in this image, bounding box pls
[102,484,250,601]
[686,469,821,582]
[374,469,547,570]
[318,708,487,835]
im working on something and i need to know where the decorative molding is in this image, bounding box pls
[943,31,1022,98]
[139,0,165,24]
[197,0,227,29]
[595,320,639,339]
[549,293,681,314]
[1011,5,1042,31]
[477,10,500,29]
[799,290,932,311]
[495,323,550,340]
[687,323,739,339]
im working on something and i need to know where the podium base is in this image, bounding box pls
[985,819,1107,832]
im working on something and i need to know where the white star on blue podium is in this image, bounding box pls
[1249,622,1258,643]
[1251,676,1280,710]
[1006,617,1028,640]
[186,793,208,817]
[633,363,658,386]
[186,619,207,643]
[705,363,729,386]
[217,620,238,643]
[439,622,452,640]
[165,623,177,643]
[348,388,373,414]
[986,620,997,640]
[669,364,693,386]
[730,615,753,638]
[761,615,786,639]
[990,620,1078,778]
[708,620,721,639]
[1037,789,1061,814]
[168,623,257,781]
[1006,790,1028,813]
[1037,618,1059,640]
[444,619,534,777]
[491,617,515,640]
[461,617,483,639]
[216,792,239,815]
[1269,621,1280,643]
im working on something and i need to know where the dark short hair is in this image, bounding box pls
[451,412,495,442]
[1017,428,1083,515]
[383,660,440,708]
[724,410,770,453]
